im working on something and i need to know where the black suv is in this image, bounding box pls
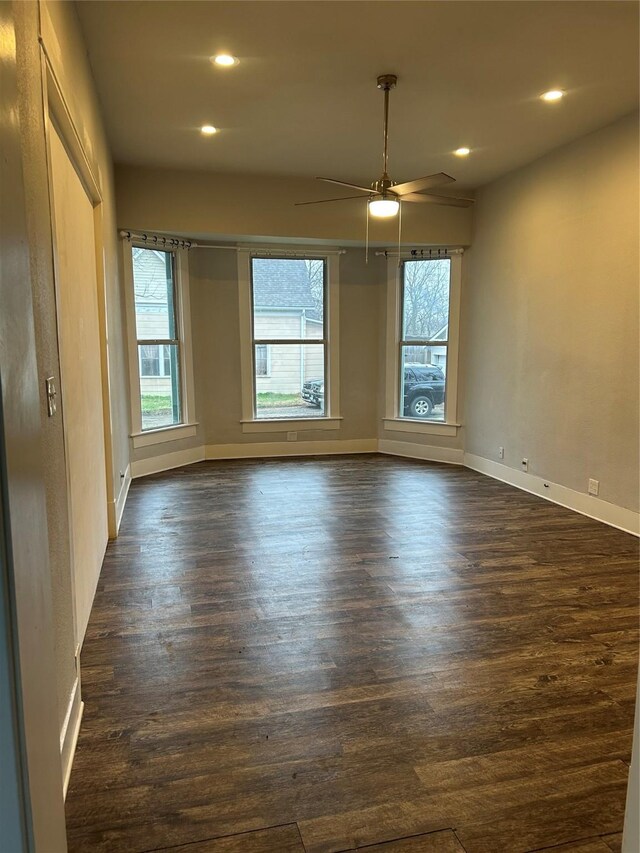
[403,364,445,418]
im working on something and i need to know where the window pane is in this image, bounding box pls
[255,343,325,419]
[132,247,177,340]
[402,258,450,341]
[252,257,324,340]
[139,343,181,430]
[255,344,269,376]
[400,345,447,421]
[139,344,160,377]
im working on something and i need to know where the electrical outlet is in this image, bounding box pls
[498,446,504,459]
[521,458,529,472]
[287,431,297,442]
[588,478,599,496]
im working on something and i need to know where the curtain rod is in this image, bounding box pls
[375,247,464,258]
[120,230,198,249]
[119,230,347,256]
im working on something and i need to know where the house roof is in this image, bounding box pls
[252,258,322,320]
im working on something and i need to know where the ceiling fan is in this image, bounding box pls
[296,74,473,217]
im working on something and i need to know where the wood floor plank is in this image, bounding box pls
[525,839,613,852]
[601,832,623,852]
[297,761,629,853]
[145,823,304,852]
[65,457,638,853]
[356,829,465,851]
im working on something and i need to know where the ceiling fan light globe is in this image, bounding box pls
[369,198,399,218]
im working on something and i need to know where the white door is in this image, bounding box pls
[48,120,108,646]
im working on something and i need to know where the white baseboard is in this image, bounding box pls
[114,464,131,533]
[131,441,377,478]
[60,677,84,799]
[205,438,378,460]
[464,452,639,536]
[107,464,131,537]
[131,446,205,478]
[379,438,464,466]
[127,440,637,537]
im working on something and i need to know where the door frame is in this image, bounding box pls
[41,46,117,543]
[41,48,116,665]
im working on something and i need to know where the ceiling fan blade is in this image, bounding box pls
[402,192,474,208]
[316,177,374,194]
[295,195,367,206]
[390,173,456,196]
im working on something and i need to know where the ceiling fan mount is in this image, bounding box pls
[296,74,473,215]
[376,73,397,91]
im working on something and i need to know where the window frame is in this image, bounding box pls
[123,242,197,447]
[383,252,462,437]
[238,249,341,432]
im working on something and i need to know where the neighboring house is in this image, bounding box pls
[403,322,448,374]
[252,259,324,395]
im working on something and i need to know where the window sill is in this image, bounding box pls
[241,417,342,434]
[382,418,460,437]
[131,423,198,448]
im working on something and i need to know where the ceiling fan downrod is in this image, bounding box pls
[376,74,397,196]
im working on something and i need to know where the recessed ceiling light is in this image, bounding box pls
[201,125,218,135]
[212,54,237,67]
[454,147,470,157]
[541,89,564,102]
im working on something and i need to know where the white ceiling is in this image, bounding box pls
[77,1,639,190]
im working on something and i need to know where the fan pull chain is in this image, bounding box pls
[397,201,403,266]
[365,201,370,264]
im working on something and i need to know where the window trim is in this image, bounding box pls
[123,242,197,447]
[238,250,341,432]
[384,252,462,436]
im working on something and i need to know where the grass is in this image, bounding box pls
[141,394,173,414]
[142,393,305,414]
[256,393,302,408]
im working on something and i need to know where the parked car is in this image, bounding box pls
[403,363,445,417]
[302,378,324,408]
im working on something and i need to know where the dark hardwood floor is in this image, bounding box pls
[65,455,639,853]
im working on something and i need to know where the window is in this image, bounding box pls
[124,241,197,446]
[384,253,462,435]
[251,257,326,420]
[238,251,341,432]
[131,248,181,430]
[400,258,450,422]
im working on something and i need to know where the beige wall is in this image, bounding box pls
[115,163,473,247]
[462,112,639,512]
